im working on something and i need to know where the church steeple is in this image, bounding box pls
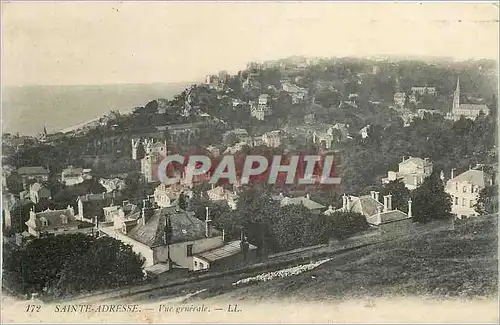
[452,77,460,112]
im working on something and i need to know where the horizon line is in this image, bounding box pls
[2,54,498,88]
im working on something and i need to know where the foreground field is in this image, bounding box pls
[191,215,498,302]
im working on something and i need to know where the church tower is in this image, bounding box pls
[452,77,460,113]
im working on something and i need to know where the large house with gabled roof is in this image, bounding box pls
[324,191,414,235]
[98,202,254,275]
[25,206,95,238]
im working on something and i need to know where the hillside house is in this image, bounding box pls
[262,130,283,148]
[223,129,249,143]
[141,141,168,183]
[99,178,127,193]
[382,156,433,190]
[18,166,49,184]
[77,192,123,223]
[251,95,272,121]
[281,83,308,104]
[325,192,413,235]
[411,86,437,96]
[25,206,95,238]
[61,166,92,186]
[279,194,325,214]
[99,205,254,274]
[393,92,406,108]
[153,183,193,208]
[207,185,239,210]
[445,168,490,219]
[2,190,17,230]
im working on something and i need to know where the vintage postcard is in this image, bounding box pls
[1,1,499,323]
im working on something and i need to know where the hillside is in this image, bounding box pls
[193,215,498,302]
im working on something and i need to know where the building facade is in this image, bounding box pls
[445,169,489,219]
[25,206,95,238]
[382,156,433,190]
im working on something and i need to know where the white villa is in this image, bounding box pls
[445,168,490,219]
[382,156,433,190]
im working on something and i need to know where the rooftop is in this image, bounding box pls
[449,169,487,188]
[281,196,325,210]
[126,206,222,247]
[366,209,411,225]
[195,240,257,263]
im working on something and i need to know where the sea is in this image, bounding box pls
[1,82,192,136]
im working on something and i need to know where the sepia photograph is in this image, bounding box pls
[1,1,499,323]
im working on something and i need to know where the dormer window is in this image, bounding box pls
[61,215,68,224]
[40,217,48,227]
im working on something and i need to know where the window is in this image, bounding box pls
[454,197,458,206]
[194,261,198,267]
[462,198,466,207]
[187,244,193,257]
[469,200,474,208]
[40,217,48,227]
[61,215,68,224]
[200,262,204,269]
[455,182,458,191]
[462,186,467,193]
[474,186,479,193]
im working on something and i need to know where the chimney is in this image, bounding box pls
[222,228,225,242]
[205,207,211,237]
[377,206,382,225]
[402,156,406,162]
[374,191,380,202]
[408,199,412,218]
[370,191,376,200]
[383,195,392,212]
[342,193,348,211]
[451,168,455,179]
[141,199,148,225]
[306,193,310,200]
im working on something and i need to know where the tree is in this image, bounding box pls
[325,211,369,240]
[178,192,187,210]
[270,204,314,251]
[380,179,411,212]
[411,172,452,223]
[5,233,94,294]
[3,233,145,298]
[474,184,498,215]
[48,236,145,298]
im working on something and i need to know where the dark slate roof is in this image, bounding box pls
[126,207,222,247]
[18,166,49,175]
[28,207,93,231]
[351,195,384,218]
[366,209,411,225]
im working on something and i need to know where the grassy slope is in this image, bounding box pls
[201,215,498,302]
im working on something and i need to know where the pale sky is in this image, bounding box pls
[2,1,499,86]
